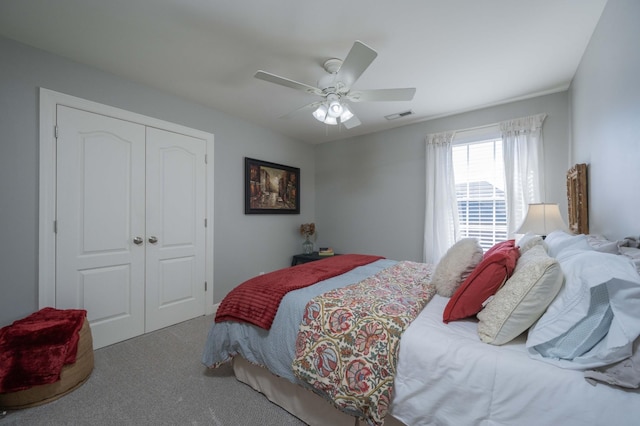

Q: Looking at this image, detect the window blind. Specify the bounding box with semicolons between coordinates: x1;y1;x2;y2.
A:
452;139;507;249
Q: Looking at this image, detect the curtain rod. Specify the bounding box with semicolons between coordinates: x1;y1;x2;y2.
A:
427;122;499;139
453;122;500;135
430;113;546;138
453;112;547;136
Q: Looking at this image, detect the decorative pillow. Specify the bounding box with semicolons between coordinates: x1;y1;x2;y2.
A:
443;240;520;323
517;232;544;255
431;238;483;297
484;239;516;257
544;230;591;258
477;245;563;345
526;249;640;369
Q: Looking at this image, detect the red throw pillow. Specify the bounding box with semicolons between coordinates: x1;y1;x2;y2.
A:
443;240;519;323
483;239;516;258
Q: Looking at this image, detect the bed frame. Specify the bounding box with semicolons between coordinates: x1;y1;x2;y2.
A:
230;165;593;425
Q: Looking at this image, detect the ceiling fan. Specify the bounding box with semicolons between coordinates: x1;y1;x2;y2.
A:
254;41;416;129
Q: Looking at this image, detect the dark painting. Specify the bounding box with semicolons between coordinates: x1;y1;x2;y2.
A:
245;157;300;214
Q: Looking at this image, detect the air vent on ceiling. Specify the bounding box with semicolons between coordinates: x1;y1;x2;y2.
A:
385;110;414;120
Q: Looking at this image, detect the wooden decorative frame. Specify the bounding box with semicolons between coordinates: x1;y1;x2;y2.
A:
245;157;300;214
567;163;589;234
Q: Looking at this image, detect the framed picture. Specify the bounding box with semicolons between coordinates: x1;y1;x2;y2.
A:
245;157;300;214
567;163;588;234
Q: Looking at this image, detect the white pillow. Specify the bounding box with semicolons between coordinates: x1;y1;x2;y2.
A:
534;284;613;359
526;249;640;369
544;230;591;258
477;244;563;345
431;238;483;297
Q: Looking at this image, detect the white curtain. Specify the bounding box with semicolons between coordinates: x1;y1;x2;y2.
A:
501;113;547;238
424;131;458;264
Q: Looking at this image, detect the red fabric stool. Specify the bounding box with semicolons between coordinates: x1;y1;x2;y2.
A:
0;308;94;410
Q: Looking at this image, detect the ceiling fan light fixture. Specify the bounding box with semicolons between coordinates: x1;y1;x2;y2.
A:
312;103;338;125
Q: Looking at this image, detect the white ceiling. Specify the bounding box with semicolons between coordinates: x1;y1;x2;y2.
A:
0;0;607;144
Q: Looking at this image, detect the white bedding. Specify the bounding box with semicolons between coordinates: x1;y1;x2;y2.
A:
392;294;640;426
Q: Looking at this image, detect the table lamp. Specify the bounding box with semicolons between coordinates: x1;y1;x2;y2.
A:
516;203;567;239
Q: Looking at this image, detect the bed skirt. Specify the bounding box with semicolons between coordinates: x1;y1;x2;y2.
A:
232;356;407;426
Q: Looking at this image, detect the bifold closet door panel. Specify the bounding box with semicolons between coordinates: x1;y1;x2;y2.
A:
55;105;146;349
144;127;207;332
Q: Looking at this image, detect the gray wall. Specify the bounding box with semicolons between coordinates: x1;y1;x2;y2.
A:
315;92;570;262
0;37;315;326
570;0;640;240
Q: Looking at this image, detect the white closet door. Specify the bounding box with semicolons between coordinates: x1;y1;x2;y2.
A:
144;127;206;332
56;105;146;348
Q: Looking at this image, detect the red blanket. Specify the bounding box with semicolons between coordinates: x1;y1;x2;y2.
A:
215;254;384;329
0;307;87;393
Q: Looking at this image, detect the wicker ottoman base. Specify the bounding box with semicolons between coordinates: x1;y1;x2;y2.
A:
0;319;94;410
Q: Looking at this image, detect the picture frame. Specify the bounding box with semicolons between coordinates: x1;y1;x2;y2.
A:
245;157;300;214
566;163;588;234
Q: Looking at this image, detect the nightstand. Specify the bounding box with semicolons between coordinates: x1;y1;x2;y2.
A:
291;252;339;266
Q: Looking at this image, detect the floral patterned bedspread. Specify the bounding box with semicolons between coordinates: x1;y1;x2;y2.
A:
292;261;435;426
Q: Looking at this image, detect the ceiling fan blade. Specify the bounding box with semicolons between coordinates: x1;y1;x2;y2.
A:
347;88;416;102
335;41;378;88
278;101;323;119
342;114;361;129
254;70;324;96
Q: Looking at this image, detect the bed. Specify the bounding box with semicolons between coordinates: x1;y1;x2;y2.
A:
202;167;640;425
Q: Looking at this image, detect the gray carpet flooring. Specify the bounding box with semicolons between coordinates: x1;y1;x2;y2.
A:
1;315;306;425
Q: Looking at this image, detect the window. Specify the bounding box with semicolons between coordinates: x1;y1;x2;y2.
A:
452;139;507;250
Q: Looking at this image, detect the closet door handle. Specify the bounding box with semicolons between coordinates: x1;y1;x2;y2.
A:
148;236;158;244
133;236;144;245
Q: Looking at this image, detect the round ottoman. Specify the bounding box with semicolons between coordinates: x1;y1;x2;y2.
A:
0;319;94;410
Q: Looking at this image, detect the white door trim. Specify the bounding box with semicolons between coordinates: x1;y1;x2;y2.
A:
38;88;215;316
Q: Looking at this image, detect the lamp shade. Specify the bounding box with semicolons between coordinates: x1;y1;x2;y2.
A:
339;104;354;122
327;100;343;118
312;104;328;122
516;203;567;237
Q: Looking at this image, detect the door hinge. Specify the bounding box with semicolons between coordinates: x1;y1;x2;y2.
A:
205;154;208;164
204;218;207;227
53;220;57;234
205;281;208;291
54;125;59;139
